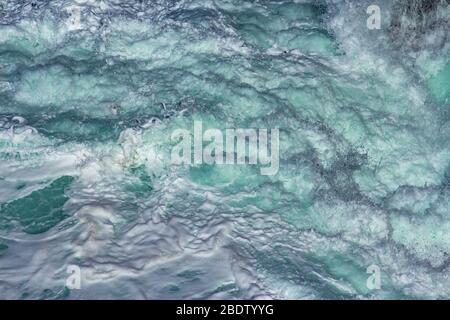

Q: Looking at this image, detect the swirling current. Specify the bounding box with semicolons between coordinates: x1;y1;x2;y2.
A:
0;0;449;299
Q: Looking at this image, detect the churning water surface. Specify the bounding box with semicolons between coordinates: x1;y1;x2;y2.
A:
0;0;449;299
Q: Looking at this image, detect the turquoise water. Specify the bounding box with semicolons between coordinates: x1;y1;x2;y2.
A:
0;0;449;299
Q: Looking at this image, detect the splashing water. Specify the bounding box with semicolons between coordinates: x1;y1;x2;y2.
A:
0;0;449;299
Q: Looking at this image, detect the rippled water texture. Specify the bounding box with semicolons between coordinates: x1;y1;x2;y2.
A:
0;0;449;299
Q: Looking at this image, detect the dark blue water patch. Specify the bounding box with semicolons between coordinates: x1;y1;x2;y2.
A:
0;175;75;234
0;243;8;255
33;111;124;142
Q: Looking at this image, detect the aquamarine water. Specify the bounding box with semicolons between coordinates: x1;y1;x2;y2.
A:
0;0;449;299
